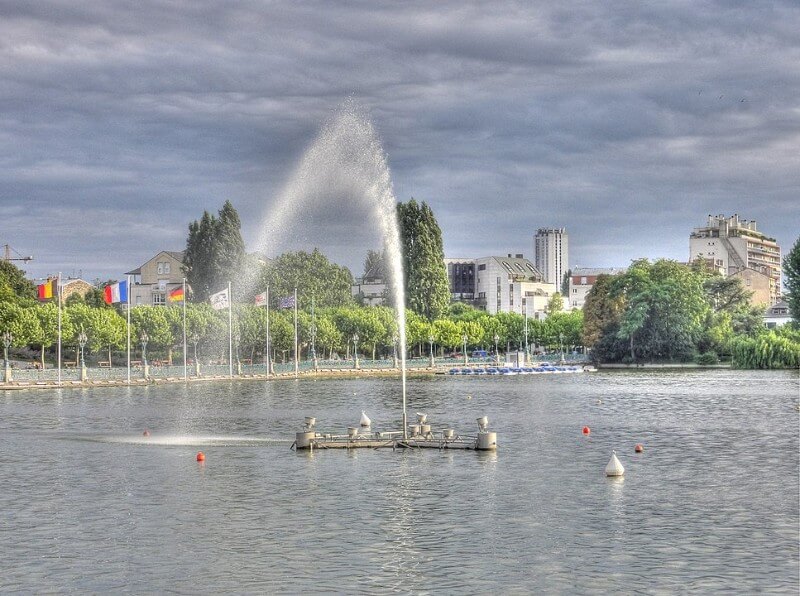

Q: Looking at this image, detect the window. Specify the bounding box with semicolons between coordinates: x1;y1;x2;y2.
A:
580;277;587;285
515;263;524;273
501;261;513;273
478;264;486;271
164;262;171;274
153;292;166;306
157;262;164;274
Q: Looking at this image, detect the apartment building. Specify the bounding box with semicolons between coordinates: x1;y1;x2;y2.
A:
568;267;626;309
689;214;782;304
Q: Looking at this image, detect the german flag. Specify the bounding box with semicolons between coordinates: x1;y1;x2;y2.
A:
168;286;185;303
37;279;57;301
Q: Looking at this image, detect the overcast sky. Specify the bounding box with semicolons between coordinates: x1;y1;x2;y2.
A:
2;0;798;283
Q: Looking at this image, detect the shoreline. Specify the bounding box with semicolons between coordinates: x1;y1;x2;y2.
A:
0;366;442;391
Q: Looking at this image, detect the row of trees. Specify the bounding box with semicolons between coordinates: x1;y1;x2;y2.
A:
0;294;583;366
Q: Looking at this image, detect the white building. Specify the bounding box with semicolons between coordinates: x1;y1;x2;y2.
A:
473;255;560;317
568;267;626;309
351;277;388;307
763;301;792;329
534;228;569;290
689;214;782;304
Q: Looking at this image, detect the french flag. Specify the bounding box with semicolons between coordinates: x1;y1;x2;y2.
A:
104;280;128;304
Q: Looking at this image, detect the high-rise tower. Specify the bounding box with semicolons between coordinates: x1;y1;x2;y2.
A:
534;228;568;290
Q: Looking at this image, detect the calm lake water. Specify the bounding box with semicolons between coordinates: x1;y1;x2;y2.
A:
1;370;798;593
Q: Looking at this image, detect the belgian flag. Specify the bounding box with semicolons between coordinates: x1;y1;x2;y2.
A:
37;279;57;301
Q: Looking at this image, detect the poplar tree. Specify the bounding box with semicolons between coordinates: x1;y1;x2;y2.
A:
183;201;245;301
397;199;450;320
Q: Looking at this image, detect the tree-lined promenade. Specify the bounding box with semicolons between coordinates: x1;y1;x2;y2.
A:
0;200;798;374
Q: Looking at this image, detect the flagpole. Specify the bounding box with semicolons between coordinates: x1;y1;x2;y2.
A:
126;275;131;385
57;272;62;387
293;287;298;378
228;281;233;379
265;285;270;378
182;277;187;382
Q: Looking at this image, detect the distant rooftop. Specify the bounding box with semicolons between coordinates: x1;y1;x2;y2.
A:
571;267;626;277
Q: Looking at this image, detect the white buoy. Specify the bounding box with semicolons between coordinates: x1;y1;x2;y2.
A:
360;411;371;427
605;450;624;477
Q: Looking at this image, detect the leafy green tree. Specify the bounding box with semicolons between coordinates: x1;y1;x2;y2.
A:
432;318;460;353
784;236;800;325
259;249;353;309
0;302;42;352
582;274;623;350
315;313;343;359
129;307;174;360
32;303;75;367
405;311;432;357
612;259;708;362
457;320;484;350
544;311;584;352
183;201;246;301
703;275;753;313
0;261;36;304
89;307;127;362
267;310;294;362
397;199;450;320
234;305;268;362
545;292;564;316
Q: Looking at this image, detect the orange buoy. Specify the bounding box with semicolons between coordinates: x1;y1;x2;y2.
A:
143;430;150;437
196;451;205;462
635;443;644;453
582;426;591;435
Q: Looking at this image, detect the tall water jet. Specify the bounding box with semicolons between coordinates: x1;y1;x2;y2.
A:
254;100;408;436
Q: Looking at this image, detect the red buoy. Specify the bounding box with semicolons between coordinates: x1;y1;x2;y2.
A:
196;451;205;462
143;430;150;437
582;426;591;435
635;443;644;453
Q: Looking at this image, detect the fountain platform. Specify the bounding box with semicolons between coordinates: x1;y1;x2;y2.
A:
292;416;497;451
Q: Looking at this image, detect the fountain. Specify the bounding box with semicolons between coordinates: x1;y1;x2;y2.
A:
254;100;496;451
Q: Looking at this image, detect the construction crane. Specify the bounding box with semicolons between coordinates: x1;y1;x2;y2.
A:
2;244;33;263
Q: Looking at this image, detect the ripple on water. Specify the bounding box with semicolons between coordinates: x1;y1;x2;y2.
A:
0;370;797;593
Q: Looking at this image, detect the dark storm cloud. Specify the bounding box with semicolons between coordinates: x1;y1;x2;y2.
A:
1;0;798;281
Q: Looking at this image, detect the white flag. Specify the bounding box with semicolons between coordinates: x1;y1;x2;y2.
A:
254;291;267;307
210;288;229;311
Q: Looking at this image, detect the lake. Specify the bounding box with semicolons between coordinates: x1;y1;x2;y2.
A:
1;369;798;593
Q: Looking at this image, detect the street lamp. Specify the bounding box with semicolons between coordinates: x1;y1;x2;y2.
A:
78;330;88;381
191;333;200;376
428;334;435;368
559;332;565;364
524;306;529;365
309;323;317;361
493;333;500;364
462;334;469;366
140;332;149;366
2;331;12;382
353;332;360;370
